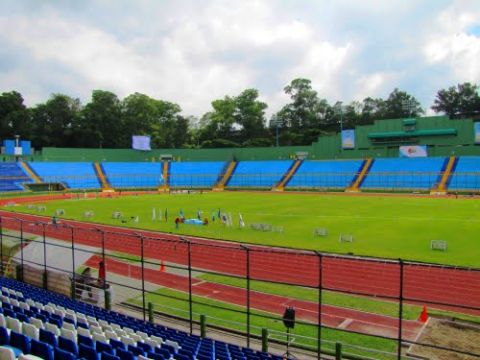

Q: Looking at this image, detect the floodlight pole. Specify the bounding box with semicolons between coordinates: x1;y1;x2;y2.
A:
276;124;279;147
334;102;345;133
401;99;416;118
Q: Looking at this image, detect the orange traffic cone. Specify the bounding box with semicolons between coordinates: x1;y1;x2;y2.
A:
419;305;428;322
160;260;166;272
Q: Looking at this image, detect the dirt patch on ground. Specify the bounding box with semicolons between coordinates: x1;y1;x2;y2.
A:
407;318;480;359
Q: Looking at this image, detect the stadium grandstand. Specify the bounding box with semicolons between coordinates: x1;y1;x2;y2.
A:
1;115;479;194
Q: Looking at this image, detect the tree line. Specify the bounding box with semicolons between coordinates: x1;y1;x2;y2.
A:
0;79;479;149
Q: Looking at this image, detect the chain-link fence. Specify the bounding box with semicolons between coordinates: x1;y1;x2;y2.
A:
1;213;479;359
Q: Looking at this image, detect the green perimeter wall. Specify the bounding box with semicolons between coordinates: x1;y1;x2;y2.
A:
11;116;480;162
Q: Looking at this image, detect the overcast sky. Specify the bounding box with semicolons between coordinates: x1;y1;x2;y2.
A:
0;0;479;117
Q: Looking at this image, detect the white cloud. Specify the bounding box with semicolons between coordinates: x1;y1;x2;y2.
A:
0;0;479;117
423;1;480;84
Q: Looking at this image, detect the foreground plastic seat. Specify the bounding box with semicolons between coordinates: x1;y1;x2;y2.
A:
58;336;78;356
39;328;57;348
102;353;120;360
0;326;9;345
146;352;165;360
96;341;114;355
79;343;99;360
78;334;95;348
54;347;76;360
11;331;31;354
116;348;135;360
31;339;54;360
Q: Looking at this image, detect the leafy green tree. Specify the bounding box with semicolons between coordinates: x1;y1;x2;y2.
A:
383;88;423;118
277;78;325;130
30;94;81;148
121;93;158;147
79;90;123;148
234;88;268;144
273;79;331;145
432;82;480;118
0;91;31;139
150;100;183;148
198;96;237;146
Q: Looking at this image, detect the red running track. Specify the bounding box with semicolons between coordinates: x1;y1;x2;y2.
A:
85;255;422;340
1;209;480;316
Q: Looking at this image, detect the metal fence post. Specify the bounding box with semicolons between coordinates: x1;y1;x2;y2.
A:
148;302;154;323
140;235;146;322
315;251;323;360
20;219;24;281
261;328;269;353
42;223;47;289
200;314;206;338
184;238;193;335
335;342;342;360
241;245;251;347
397;259;404;360
70;225;76;299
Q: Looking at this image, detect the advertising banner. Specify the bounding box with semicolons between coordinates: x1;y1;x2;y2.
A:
399;145;428;158
474;122;480;144
341;129;355;149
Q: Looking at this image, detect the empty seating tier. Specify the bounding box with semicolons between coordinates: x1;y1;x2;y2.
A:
169;162;224;188
227;161;293;188
286;160;363;189
0;277;282;360
361;157;445;190
0;163;31;192
28;163;101;190
102;163;163;189
448;156;480;191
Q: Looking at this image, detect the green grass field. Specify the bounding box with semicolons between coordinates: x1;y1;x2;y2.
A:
4;191;480;266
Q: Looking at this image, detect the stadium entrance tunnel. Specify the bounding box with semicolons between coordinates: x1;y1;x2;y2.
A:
24;182;67;192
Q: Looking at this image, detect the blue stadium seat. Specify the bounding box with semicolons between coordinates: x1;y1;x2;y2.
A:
109;338;125;351
10;331;31;354
169;161;224;188
58;336;78;356
116;348;135;360
40;328;57;348
31;338;54;360
54;347;76;360
287;159;363;189
0;326;10;345
102;162;163;188
28;162;101;189
102;352;120;360
78;334;95;348
79;343;99;360
136;341;153;353
228;161;293;188
127;344;146;357
0;163;32;192
96;341;114;355
361;157;444;190
147;352;165;360
449;156;480;191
